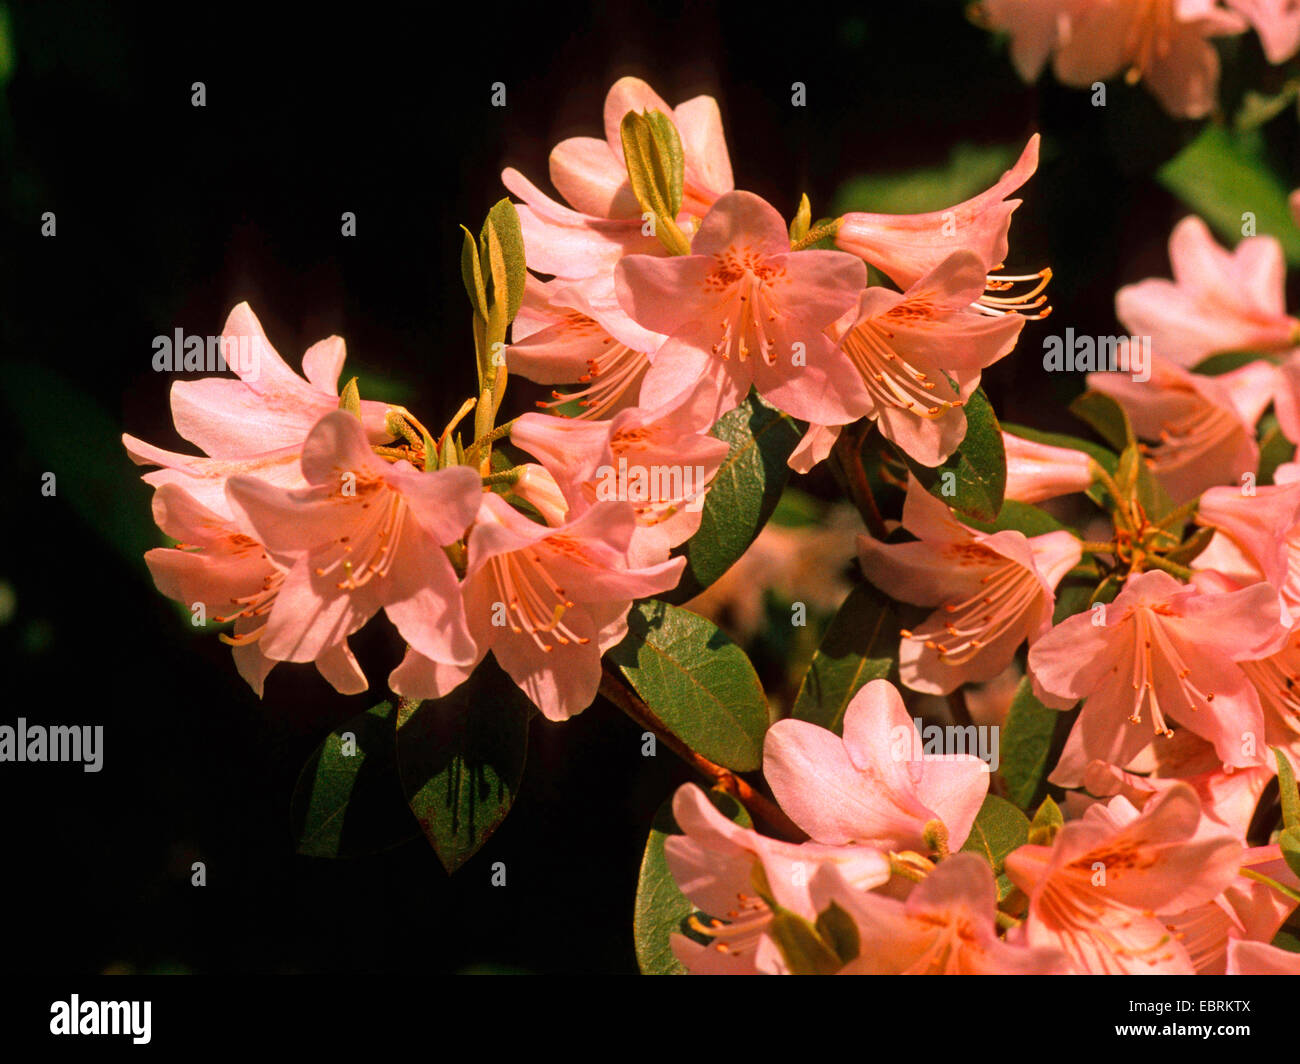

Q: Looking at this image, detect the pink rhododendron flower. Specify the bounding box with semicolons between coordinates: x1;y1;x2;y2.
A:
1240;622;1300;758
1028;569;1281;787
809;854;1072;974
1226;0;1300;61
1193;479;1300;619
1086;356;1277;503
507;274;665;419
144;483;367;696
1005;786;1244;974
1228;938;1300;974
983;0;1246;118
390;488;684;720
797;251;1024;469
834;135;1041;293
1275;356;1300;445
1002;431;1096;503
124;302;396;518
501;77;732;281
857;477;1081;694
763;679;990;851
225;410;483;678
662;783;890;975
1115;216;1299;367
1079;727;1273;837
510;380;729;564
617;190;869;424
1164;845;1300;973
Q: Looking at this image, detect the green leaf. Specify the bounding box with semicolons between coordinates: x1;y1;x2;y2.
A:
814;901;860;965
1236;84;1300;132
459;224;488;320
1028;796;1064;847
607;599;769;772
999;677;1060;811
1259;418;1295;486
1158;125;1300;266
620;110;689;255
1275;747;1300;829
661;392;803;603
290;702;419;858
832;141;1022;217
768;909;844;974
963;499;1071;538
960;794;1030;900
789;193;812;243
481;198;528;325
903;386;1006;522
791;583;901;734
642;110;685;218
633;789;750;975
395;660;531;874
1068;391;1133;453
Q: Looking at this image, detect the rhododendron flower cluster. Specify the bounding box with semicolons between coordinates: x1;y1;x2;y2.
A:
126;71;1300;976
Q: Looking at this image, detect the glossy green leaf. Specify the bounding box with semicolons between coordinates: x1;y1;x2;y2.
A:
1068;391;1133;453
999;677;1060;811
903;386;1005;522
395;660;531;874
633;789;750;975
960;794;1030;900
607;599;769;772
791;583;901;734
662;392;802;603
768;909;844;974
291;702;419;858
1158;125;1300;266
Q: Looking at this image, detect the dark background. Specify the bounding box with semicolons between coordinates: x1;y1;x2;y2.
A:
1;0;1295;973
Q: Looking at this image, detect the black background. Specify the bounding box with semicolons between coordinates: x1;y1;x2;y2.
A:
1;0;1296;973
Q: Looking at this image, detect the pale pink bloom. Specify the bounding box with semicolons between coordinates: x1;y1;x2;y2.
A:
1275;355;1300;445
1028;569;1281;787
617;191;869;424
508;274;665;420
1193;479;1300;619
1080;728;1272;837
662;783;891;975
124;302;394;518
834;135;1041;292
1227;938;1300;974
808;854;1072;974
1240;622;1300;759
798;252;1024;469
764;679;990;851
1002;431;1095;503
1087;356;1278;503
1226;0;1300;61
1165;846;1300;973
501;77;732;281
225;410;482;677
144;483;366;696
390;488;684;720
510;381;729;564
1005;786;1244;974
1116;216;1299;367
857;477;1081;694
986;0;1246;118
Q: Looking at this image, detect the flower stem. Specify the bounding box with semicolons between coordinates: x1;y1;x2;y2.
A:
598;670;807;843
1241;867;1300;906
830;424;890;540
